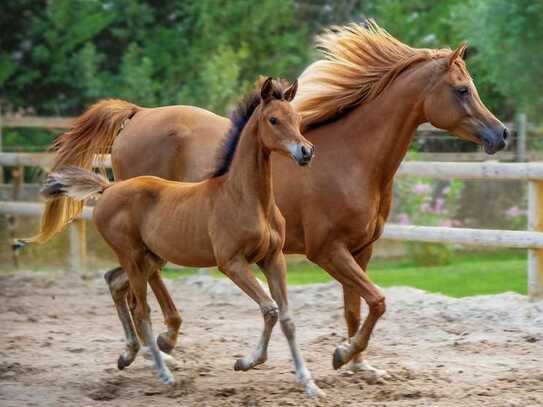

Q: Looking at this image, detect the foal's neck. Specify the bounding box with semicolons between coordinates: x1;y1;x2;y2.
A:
223;113;274;215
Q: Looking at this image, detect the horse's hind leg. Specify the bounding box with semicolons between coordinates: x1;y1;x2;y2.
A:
259;251;324;398
149;271;182;354
120;252;173;384
104;267;140;370
217;256;278;371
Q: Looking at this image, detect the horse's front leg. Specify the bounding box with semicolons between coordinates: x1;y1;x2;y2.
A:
342;246;389;381
259;250;324;398
310;245;386;371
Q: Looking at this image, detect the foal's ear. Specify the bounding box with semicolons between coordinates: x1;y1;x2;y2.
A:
260;77;274;103
283;79;298;102
448;42;468;68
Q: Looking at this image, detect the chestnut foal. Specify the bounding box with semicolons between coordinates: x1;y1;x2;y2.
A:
40;78;323;396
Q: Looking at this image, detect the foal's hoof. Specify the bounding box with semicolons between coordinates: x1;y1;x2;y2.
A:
304;380;326;398
234;354;267;371
157;333;174;354
234;358;248;371
158;367;174;385
332;345;350;370
117;354;135;370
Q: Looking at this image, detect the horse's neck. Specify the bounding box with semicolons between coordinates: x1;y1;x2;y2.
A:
338;60;435;186
224;117;274;215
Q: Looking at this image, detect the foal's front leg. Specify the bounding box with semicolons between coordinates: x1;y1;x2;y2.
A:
149;271;183;354
259;251;325;398
218;256;278;371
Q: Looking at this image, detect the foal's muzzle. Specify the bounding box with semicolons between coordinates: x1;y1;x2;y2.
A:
288;143;314;166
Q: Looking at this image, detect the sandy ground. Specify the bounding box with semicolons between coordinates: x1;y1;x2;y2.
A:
0;271;542;407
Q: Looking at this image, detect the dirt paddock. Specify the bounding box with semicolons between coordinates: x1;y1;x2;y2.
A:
0;271;542;406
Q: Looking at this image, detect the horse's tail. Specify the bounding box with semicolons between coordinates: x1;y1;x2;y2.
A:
41;166;111;201
25;99;139;244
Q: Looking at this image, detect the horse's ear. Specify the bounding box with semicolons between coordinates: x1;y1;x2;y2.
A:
448;42;468;67
283;79;298;102
260;77;274;102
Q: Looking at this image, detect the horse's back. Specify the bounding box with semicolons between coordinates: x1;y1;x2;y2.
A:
111;105;230;182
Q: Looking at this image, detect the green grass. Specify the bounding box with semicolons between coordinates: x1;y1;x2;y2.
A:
163;250;527;298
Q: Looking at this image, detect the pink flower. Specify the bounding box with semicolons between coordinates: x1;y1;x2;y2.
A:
434;198;445;213
413;183;431;194
421;202;432;213
505;206;523;218
398;213;410;225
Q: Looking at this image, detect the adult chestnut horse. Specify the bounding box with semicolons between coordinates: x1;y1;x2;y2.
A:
39;79;324;396
28;22;508;377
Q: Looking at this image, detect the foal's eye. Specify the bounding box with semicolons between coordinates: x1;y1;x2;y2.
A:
456;86;470;97
269;117;278;125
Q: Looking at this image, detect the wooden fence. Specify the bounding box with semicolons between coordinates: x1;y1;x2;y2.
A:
1;152;543;298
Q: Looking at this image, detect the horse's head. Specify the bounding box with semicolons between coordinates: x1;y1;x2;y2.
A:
423;44;509;154
258;78;314;166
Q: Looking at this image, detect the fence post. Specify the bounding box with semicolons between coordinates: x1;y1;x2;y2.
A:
0;108;3;183
68;219;87;273
516;112;527;162
528;180;543;299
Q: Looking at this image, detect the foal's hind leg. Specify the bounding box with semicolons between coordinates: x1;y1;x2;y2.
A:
259;251;324;398
104;267;140;370
119;252;174;384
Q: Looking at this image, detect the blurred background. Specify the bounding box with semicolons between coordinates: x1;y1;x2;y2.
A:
1;0;542;297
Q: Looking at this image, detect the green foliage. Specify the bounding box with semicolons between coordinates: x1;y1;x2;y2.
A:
453;0;543;118
1;0;311;116
1;0;541;147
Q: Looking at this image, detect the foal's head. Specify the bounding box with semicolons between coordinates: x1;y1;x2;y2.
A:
258;78;314;166
423;44;509;154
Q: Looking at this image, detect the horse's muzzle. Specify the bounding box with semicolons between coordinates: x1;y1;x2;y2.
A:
482;126;509;155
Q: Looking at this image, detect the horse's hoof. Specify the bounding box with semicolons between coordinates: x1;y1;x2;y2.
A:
332;346;349;370
157;333;174;354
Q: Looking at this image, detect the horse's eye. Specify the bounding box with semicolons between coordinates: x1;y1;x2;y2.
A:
456;86;470;97
269;117;278;125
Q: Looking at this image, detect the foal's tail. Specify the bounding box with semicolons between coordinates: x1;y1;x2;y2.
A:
25;99;139;245
41;166;111;202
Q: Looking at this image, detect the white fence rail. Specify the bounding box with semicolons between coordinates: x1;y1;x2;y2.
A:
1;155;543;298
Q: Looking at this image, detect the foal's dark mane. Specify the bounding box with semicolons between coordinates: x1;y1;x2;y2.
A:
211;80;287;178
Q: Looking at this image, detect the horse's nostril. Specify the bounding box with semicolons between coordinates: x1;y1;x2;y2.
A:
503;127;510;140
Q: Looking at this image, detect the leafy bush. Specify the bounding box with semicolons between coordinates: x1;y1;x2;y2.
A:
394;177;464;266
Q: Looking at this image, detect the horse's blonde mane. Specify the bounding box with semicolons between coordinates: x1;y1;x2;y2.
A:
293;20;452;130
